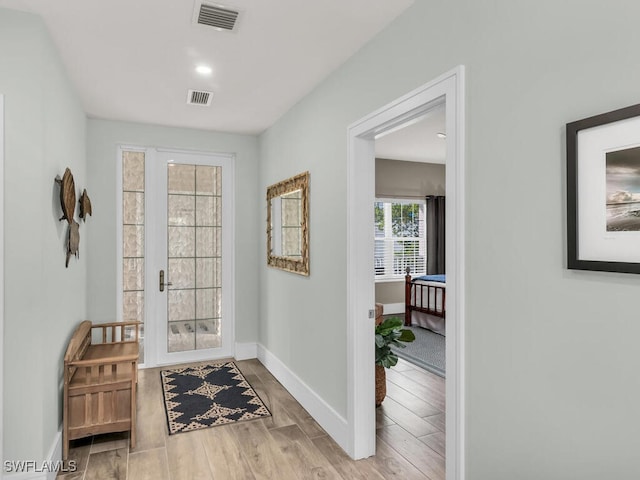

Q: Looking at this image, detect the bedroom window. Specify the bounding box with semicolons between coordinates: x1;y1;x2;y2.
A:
374;199;426;280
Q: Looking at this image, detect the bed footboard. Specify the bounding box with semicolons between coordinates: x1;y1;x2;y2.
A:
405;269;446;326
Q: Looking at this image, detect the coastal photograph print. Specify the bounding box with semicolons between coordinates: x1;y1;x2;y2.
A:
605;146;640;232
567;103;640;273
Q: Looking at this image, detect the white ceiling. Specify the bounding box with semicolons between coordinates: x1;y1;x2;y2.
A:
375;105;446;164
0;0;414;134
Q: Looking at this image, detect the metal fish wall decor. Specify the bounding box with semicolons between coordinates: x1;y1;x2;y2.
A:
66;220;80;268
55;168;75;224
79;189;92;221
55;168;93;268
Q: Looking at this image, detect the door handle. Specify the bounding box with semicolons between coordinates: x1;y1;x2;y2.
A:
159;270;173;292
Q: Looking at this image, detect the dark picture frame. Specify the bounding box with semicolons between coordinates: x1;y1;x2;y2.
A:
567;103;640;274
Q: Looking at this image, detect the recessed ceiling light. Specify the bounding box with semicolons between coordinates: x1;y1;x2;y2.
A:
436;132;447;139
195;65;212;75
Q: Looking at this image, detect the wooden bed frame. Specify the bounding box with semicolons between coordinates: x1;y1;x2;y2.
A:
404;268;446;327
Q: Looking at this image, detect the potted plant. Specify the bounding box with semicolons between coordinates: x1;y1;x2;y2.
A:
375;316;415;406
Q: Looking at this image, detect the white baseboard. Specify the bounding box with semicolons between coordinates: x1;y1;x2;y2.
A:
235;342;258;360
383;302;404;315
4;431;62;480
256;344;348;452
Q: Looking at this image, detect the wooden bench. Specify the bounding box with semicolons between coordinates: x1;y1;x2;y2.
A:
63;320;140;459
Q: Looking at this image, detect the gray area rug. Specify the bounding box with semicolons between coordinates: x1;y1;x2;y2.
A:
391;326;445;377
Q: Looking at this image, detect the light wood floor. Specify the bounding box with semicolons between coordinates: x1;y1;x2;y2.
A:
59;357;445;479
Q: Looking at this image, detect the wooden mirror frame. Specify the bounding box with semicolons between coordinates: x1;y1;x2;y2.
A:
266;171;310;276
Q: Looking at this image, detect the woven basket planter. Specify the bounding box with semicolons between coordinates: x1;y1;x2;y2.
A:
375;364;386;406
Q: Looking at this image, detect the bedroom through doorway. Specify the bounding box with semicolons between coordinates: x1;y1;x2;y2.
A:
373;104;448;475
374;105;447;377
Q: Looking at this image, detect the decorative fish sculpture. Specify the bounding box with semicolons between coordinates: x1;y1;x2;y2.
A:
66;220;80;268
55;168;76;224
79;189;92;222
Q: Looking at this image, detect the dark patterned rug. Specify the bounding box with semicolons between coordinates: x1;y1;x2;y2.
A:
160;362;271;434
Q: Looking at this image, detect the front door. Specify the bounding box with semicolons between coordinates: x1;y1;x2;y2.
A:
119;147;234;367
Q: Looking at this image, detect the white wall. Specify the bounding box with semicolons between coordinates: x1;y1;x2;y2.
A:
375;158;445;198
259;1;640;478
86;119;260;344
0;8;87;463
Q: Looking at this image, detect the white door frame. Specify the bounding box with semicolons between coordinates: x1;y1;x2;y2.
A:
149;149;235;366
0;94;5;475
346;66;466;480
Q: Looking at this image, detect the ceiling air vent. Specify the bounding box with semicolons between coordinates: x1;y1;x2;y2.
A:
187;89;213;106
195;2;239;31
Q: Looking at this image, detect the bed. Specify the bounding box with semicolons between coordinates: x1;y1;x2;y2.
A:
404;269;446;335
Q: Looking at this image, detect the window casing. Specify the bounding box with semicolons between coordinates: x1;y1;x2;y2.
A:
374;199;426;281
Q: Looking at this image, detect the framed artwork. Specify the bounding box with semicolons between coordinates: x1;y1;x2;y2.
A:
567;103;640;273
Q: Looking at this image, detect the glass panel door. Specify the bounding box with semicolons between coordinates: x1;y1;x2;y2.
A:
151;150;234;365
166;164;223;353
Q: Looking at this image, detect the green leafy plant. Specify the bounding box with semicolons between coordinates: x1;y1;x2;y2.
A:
375;317;416;368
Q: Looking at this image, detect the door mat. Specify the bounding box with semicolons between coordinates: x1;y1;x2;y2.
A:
160;362;271;434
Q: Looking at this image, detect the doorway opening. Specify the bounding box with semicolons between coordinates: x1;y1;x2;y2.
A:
346;67;465;480
374;106;447;473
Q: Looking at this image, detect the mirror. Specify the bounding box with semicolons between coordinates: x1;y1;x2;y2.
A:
267;171;309;275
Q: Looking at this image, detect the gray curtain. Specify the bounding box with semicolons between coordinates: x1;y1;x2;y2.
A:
426;195;445;275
